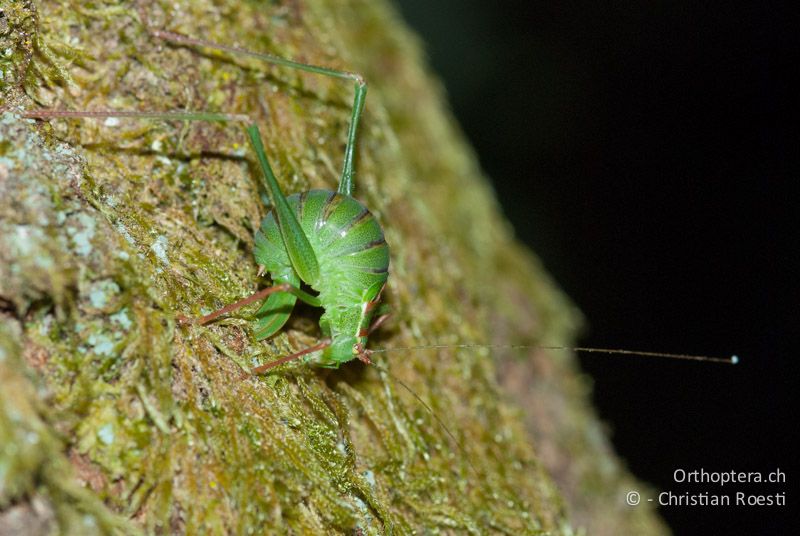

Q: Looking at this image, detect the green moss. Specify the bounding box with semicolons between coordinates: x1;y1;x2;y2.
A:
1;0;667;534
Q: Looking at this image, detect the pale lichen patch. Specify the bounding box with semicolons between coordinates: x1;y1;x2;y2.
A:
97;424;114;446
110;309;132;330
150;235;169;266
66;213;97;257
88;279;120;309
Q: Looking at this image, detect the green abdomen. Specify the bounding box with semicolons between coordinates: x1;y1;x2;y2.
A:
253;190;389;357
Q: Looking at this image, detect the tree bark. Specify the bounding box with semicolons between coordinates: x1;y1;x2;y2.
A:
1;0;666;533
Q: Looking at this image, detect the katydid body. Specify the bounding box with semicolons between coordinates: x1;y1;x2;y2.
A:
193;124;390;369
254;189;388;366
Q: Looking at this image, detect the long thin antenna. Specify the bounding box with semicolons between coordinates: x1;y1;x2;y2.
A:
365;359;479;476
369;344;739;365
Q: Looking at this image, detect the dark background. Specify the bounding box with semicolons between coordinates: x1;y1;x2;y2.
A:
396;1;796;533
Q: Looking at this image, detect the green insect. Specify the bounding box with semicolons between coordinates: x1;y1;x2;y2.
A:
188;121;391;373
189;121;392;373
22;4;392;374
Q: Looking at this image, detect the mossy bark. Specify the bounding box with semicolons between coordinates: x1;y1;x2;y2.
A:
1;1;667;534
